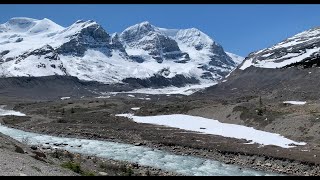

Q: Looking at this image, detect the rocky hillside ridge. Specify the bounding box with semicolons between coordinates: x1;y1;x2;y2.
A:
201;25;320;101
239;26;320;70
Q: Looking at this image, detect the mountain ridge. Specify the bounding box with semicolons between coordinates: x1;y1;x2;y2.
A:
0;17;243;88
239;26;320;70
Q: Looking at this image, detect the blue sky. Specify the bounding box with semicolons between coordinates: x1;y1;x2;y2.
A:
0;4;320;57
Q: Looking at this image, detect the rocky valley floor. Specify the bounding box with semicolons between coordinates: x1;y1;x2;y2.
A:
1;90;320;176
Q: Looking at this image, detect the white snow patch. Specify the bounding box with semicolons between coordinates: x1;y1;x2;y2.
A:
224;67;237;78
283;101;306;105
125;48;150;56
138;98;151;101
280;53;301;59
127;94;135;98
116;114;306;148
0;105;26;116
260;52;273;58
301;149;310;152
125;83;217;96
60;97;70;100
95;96;110;99
131;107;141;111
239;59;255;70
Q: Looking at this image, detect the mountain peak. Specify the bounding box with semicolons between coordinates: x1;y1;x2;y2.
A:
73;19;98;26
7;17;39;24
134;21;154;29
179;28;213;40
29;18;64;34
122;21;155;35
174;28;216;50
3;17;38;32
187;27;201;32
1;17;63;34
61;19;101;37
139;21;151;26
75;20;85;24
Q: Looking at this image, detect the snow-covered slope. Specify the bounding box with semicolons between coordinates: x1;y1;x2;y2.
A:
0;18;240;86
159;27;238;77
239;27;320;70
226;52;244;65
166;28;238;78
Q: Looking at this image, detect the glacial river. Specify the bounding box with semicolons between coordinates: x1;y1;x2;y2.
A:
0;108;278;176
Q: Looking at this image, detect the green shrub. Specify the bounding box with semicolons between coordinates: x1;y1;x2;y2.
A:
82;171;95;176
61;161;95;176
61;161;82;174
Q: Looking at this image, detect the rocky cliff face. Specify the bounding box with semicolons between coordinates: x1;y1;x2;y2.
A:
119;21;189;63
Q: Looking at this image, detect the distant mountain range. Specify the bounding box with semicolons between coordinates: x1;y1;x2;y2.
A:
0;17;243;88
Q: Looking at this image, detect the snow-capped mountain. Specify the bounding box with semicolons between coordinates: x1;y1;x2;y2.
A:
0;17;129;82
239;27;320;70
161;27;238;78
0;17;241;87
120;22;238;80
225;52;244;65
